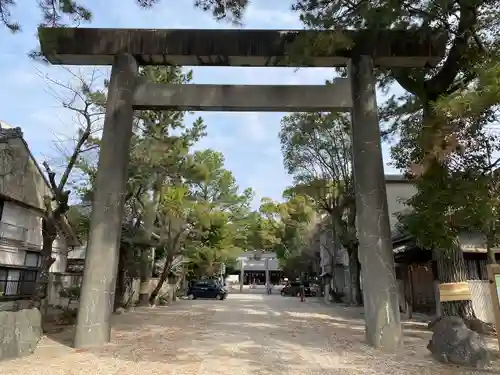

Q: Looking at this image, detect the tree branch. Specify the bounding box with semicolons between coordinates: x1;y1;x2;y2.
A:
42;161;59;194
426;1;478;95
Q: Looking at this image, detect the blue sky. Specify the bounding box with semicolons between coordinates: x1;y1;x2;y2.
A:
0;0;399;208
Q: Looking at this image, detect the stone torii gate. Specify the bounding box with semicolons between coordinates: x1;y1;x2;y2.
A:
38;28;445;350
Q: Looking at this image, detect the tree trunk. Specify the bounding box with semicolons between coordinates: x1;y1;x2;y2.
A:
31;218;57;309
329;250;338;299
356;257;363;305
486;232;496;265
171;276;181;302
347;246;362;305
139;175;163;305
417;104;476;320
329;231;342;296
148;256;172;306
30;218;57;333
138;248;154;306
167;275;176;303
114;243;128;311
434;245;476;319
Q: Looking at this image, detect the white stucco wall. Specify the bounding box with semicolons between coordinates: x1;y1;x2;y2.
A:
0;200;69;272
385;180;417;231
0;243;25;266
1;201;42;247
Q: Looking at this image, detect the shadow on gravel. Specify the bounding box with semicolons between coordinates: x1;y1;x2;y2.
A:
37;294;500;375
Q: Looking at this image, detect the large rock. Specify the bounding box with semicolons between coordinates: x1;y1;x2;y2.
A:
427;316;491;369
0;308;42;361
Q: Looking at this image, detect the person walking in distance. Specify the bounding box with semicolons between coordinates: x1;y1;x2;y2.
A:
299;281;305;302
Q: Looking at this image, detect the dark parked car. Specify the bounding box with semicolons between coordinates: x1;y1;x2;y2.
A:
280;281;316;297
187;280;227;300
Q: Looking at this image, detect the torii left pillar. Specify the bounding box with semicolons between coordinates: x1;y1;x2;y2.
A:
74;54;138;348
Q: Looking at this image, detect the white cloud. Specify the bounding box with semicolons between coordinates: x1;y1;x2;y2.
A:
4;68;38;87
245;167;293;207
194;132;236;152
241;115;269;142
230;113;273;143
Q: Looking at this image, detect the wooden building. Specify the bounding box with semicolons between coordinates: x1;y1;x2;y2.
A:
394;232;494;318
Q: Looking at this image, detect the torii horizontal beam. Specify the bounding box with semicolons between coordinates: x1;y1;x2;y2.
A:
38;28;447;68
132;78;352;112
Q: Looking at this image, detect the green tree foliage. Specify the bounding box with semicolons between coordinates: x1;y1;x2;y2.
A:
0;0;247;32
75;66;207;305
279;111;361;303
190;149;253;212
184;150;254;278
259;195;317;278
433;61;500;264
280;111;355;249
128;67;205;303
186;210;240;278
284;0;497;318
242;209;281;252
66;204;91;241
1;0;92;32
399;126;500;265
74;66;259;302
435;61;500;122
189;0;500;317
184;5;496;158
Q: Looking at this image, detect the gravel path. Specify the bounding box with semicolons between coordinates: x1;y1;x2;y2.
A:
0;292;498;375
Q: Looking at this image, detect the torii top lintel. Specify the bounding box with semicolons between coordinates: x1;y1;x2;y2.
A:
38;27;447;68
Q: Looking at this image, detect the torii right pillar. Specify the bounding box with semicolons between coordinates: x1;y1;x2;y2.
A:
349;54;403;350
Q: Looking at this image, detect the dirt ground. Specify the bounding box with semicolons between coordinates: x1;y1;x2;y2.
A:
0;292;499;375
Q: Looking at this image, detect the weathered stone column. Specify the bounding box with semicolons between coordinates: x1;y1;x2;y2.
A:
74;54;138;348
348;54;403;350
240;259;245;292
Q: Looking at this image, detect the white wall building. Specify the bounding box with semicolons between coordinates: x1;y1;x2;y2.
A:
0;124;78;307
319;175;416;299
234;250;282;285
